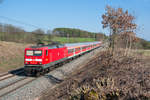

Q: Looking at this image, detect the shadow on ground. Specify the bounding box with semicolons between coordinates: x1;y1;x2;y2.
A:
44;75;63;84
9;67;26;77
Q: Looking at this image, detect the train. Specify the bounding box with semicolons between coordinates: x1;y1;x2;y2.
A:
24;41;102;76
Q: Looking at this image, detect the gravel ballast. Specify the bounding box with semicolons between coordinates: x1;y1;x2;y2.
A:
1;47;104;100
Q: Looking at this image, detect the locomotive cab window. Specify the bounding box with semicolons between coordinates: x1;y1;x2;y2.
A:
26;50;33;56
34;50;42;56
26;50;42;56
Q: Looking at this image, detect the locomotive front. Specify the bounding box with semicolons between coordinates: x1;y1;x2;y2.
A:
24;49;43;65
24;47;45;76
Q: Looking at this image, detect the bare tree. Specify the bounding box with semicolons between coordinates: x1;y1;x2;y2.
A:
32;28;45;44
102;6;137;55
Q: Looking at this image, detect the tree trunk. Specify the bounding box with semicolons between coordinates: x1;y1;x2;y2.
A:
128;35;132;56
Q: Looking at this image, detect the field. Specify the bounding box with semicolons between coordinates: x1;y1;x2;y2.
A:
135;49;150;57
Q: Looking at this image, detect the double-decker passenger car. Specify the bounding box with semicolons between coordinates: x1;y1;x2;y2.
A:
24;41;101;76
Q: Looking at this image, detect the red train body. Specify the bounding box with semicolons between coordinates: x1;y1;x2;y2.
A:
24;41;102;76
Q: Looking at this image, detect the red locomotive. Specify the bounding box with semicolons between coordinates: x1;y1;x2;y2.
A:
24;41;102;76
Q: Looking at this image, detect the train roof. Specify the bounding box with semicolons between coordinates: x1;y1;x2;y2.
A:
65;41;101;48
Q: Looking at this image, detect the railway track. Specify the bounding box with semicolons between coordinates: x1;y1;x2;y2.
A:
0;69;24;81
0;77;36;97
0;77;27;90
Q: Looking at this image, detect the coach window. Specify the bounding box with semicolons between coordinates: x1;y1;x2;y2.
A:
68;49;73;53
83;46;86;49
76;48;80;51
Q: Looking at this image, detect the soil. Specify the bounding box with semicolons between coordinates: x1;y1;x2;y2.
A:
41;50;150;100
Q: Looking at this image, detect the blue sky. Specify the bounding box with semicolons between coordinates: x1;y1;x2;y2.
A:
0;0;150;40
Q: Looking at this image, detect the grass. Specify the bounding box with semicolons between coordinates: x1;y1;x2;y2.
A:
45;36;96;44
0;56;23;71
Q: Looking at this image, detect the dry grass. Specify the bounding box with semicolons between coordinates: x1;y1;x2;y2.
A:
41;49;150;100
0;41;32;73
134;49;150;57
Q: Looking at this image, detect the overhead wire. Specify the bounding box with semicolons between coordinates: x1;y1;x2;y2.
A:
0;15;47;30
